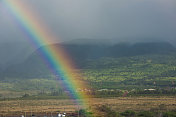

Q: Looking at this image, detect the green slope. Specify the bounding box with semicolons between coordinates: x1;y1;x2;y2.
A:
1;42;176;98
1;54;176;98
81;55;176;89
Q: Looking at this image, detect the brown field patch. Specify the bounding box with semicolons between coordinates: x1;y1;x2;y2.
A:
0;96;176;116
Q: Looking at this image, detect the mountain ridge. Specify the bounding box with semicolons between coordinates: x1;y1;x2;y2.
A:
2;41;176;78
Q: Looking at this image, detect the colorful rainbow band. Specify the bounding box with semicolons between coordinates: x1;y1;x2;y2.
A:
2;0;93;112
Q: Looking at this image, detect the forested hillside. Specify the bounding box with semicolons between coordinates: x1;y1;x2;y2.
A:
2;41;176;79
81;55;176;89
0;41;176;97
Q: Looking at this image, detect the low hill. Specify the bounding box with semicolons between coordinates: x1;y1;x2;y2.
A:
0;42;36;70
0;41;176;95
2;41;176;79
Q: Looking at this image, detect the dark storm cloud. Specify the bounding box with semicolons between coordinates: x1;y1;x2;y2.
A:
0;0;176;43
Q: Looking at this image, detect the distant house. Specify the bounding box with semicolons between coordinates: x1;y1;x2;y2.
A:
76;88;91;92
144;89;156;91
97;89;108;92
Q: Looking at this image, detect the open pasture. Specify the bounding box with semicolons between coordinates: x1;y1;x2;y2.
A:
0;96;176;116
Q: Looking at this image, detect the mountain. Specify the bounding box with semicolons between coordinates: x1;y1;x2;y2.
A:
108;42;176;57
2;41;176;78
0;42;36;70
62;38;117;45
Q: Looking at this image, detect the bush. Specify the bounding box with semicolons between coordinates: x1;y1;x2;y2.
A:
77;109;93;117
121;110;136;117
137;111;154;117
22;93;30;98
163;111;176;117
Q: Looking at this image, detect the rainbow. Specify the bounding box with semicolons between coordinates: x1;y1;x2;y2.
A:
2;0;93;113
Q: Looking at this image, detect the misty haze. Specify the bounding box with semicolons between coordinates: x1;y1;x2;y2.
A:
0;0;176;117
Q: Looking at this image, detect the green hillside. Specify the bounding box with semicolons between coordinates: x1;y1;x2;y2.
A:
1;54;176;98
1;42;176;98
3;42;176;78
81;55;176;89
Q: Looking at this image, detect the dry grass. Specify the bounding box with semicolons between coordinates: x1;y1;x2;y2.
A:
0;96;176;116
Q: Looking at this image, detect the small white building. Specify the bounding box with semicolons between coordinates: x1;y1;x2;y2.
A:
144;89;156;91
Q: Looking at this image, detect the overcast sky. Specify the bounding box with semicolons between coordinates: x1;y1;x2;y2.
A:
0;0;176;44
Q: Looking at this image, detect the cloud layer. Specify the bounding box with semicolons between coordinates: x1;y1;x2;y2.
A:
0;0;176;44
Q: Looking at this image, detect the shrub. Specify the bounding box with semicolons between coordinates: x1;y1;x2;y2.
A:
77;109;93;117
163;111;176;117
121;110;136;117
137;111;155;117
22;93;30;98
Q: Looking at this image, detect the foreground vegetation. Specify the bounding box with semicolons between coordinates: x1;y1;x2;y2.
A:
0;97;176;116
95;105;176;117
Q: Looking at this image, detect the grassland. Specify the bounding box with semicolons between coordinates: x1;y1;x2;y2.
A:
0;55;176;116
0;96;176;116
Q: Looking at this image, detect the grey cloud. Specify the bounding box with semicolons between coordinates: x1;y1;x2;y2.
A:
0;0;176;44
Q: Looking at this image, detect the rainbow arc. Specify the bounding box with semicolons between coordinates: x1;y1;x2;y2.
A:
2;0;93;112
